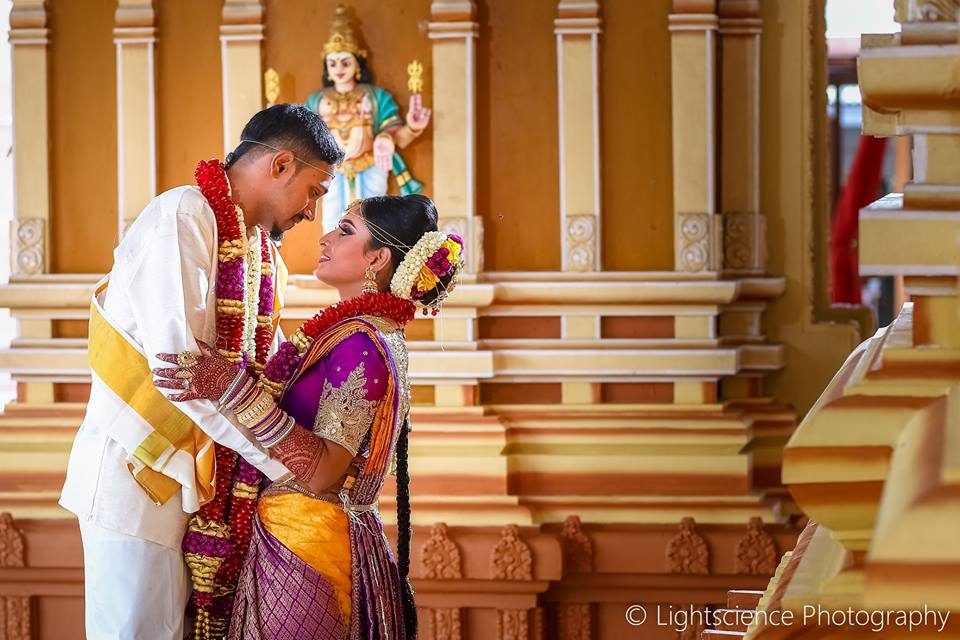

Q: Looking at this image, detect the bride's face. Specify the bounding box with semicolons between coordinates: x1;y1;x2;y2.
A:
314;204;388;290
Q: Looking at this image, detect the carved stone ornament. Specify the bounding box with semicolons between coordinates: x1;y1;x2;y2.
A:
678;213;711;273
497;609;530;640
429;608;463;640
440;216;483;273
723;211;767;272
557;603;592;640
491;524;533;580
0;513;30;640
565;214;598;272
12;218;45;277
420;522;463;579
901;0;960;21
560;515;593;574
734;517;778;575
440;217;467;241
666;517;709;574
532;607;546;640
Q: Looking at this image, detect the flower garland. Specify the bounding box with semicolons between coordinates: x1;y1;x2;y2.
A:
185;159;276;640
259;292;416;398
389;231;464;313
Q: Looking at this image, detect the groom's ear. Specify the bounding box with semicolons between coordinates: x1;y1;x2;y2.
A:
270;150;296;178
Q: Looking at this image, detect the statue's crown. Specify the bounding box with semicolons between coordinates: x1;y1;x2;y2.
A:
323;5;367;58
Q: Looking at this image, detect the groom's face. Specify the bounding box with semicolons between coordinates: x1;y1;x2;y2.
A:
268;155;333;240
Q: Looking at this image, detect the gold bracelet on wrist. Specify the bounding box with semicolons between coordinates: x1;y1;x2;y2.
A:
234;390;274;427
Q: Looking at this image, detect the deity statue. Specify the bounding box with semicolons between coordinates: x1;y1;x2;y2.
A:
307;5;432;231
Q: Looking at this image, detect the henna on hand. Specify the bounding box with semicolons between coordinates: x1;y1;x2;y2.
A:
153;339;243;403
269;425;357;494
270;424;325;487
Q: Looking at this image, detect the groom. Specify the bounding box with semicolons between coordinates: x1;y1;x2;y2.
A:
60;104;344;640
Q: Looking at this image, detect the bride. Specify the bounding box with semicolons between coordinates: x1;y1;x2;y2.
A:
154;194;462;639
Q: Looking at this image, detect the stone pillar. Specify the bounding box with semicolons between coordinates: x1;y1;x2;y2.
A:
555;0;602;273
428;1;483;274
220;0;264;153
669;0;720;273
718;0;764;275
114;0;157;239
9;0;49;279
9;0;53;404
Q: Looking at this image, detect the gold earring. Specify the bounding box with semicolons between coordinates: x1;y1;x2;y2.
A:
362;266;379;294
355;68;362;81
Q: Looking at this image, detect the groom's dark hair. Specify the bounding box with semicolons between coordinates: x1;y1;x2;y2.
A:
225;103;344;169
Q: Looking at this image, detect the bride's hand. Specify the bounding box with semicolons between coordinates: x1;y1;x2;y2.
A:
153;340;243;403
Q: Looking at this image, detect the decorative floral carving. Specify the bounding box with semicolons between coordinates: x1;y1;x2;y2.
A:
666;517;709;574
0;513;24;568
532;607;546;640
497;609;530;640
734;517;778;575
491;524;533;580
12;218;45;277
723;211;767;272
560;515;593;574
678;213;711;273
429;607;462;640
440;217;467;240
420;522;463;579
565;214;598;272
440;216;483;273
557;603;592;640
0;513;30;640
911;0;959;21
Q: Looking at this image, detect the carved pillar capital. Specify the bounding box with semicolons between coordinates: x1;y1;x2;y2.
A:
10;0;47;43
114;0;155;39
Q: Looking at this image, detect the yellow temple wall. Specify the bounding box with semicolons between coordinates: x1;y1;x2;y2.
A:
0;1;887;638
48;0;116;274
37;0;685;277
156;0;224;193
602;0;674;271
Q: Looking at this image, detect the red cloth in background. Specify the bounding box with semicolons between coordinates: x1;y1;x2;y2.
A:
830;135;888;304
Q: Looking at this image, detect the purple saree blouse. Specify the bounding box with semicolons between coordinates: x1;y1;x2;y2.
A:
282;332;389;457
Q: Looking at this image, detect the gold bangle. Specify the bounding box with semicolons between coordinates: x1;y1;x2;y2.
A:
234;390;273;427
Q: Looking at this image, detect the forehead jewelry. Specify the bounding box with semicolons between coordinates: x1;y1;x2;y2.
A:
238;139;337;180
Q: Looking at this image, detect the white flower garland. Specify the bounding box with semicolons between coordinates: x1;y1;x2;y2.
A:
241;227;262;358
390;231;449;300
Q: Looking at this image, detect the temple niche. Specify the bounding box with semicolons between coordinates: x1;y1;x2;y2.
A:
2;1;955;639
296;4;431;232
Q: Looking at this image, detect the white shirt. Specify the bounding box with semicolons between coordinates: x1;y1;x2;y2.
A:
60;185;289;550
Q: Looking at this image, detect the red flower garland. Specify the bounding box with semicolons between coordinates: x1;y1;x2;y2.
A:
260;292;416;397
186;159;275;640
